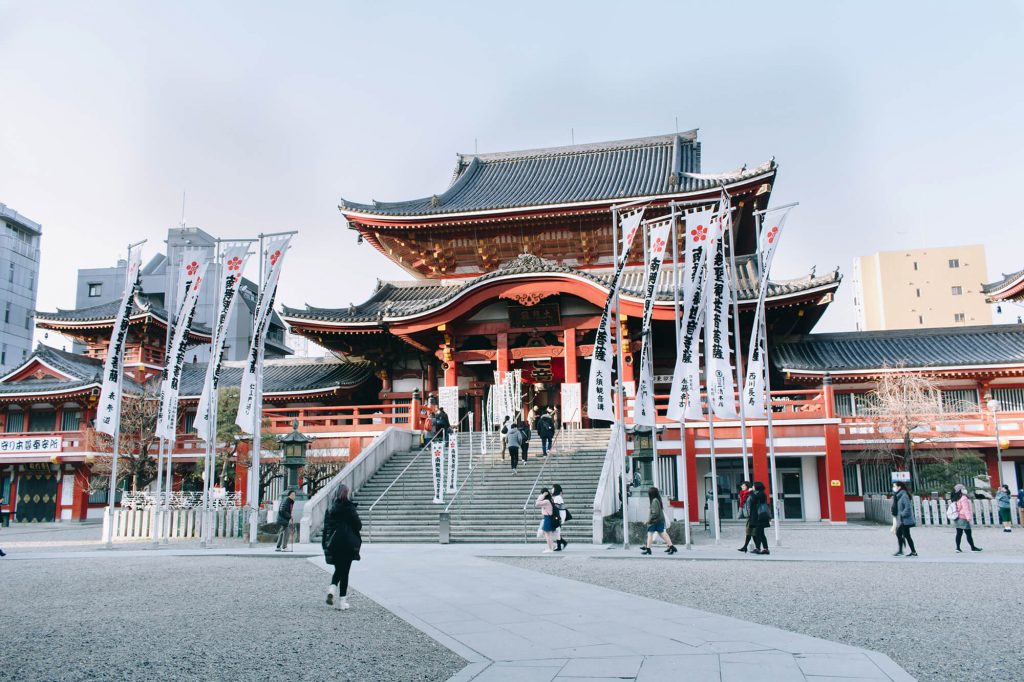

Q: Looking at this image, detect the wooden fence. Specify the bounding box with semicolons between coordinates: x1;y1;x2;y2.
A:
111;508;251;540
864;494;1013;527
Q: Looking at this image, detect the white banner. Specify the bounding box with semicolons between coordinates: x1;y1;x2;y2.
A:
438;386;459;424
704;208;739;420
236;235;293;432
560;382;582;424
587;208;644;422
156;259;210;441
632;219;672;426
96;244;143;436
742;208;792;418
195;245;252;442
667;207;714;421
431;440;445;504
446;437;458;493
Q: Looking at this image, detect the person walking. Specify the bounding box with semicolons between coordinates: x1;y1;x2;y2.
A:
748;481;772;555
519;420;532;464
951;484;982;553
551;483;569;551
528;405;539;431
641;486;677;555
1017;486;1024;527
737;481;754;552
275;490;296;552
551;405;560;430
500;416;510;460
996;484;1012;532
891;481;917;557
535;487;557;553
537;409;555;457
323;484;362;610
432;406;451;443
506;422;522;475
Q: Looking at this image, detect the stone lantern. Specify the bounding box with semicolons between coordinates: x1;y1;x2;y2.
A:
277;419;314;501
626;424;666;497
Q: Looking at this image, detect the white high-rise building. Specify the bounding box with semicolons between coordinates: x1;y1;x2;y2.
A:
0;203;42;373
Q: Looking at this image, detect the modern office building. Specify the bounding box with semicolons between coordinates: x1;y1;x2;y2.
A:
68;226;291;361
852;245;992;331
0;203;42;374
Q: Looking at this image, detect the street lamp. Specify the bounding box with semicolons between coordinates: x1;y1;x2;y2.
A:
987;399;1008;505
277;419;314;500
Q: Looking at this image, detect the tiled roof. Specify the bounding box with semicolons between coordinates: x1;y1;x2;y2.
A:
283;253;840;325
982;268;1024;300
772;325;1024;373
0;345;143;396
339;132;775;218
36;293;212;336
178;357;374;398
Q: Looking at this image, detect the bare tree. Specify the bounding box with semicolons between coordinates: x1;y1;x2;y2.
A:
213;386;281;503
92;382;161;492
303;453;347;497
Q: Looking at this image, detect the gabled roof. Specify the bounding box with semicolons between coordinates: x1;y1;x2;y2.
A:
35;292;212;337
773;325;1024;374
283;253;840;325
0;345;143;398
177;356;374;398
982;267;1024;302
338;132;775;219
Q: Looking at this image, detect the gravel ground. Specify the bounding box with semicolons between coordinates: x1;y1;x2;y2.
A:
0;555;465;682
496;552;1023;682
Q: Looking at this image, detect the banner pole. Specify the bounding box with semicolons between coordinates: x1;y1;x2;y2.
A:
248;234;265;548
640;221;661;494
102;242;133;549
611;207;629;550
725;198;751;483
670;207;691;548
755;213;782;546
152;245;178;548
705;215;723;545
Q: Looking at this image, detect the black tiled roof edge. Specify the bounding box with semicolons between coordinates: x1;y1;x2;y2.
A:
338;132;774;217
982;268;1024;295
772;325;1024;372
0;345;144;396
177;357;375;398
36;292;213;336
283;254;841;324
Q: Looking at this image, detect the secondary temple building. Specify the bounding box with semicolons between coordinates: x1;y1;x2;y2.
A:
1;131;1022;526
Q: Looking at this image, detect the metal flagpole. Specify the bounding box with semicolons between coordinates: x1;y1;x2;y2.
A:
670;205;691;548
755;212;782;546
721;188;750;482
705;207;723;545
152;246;178;548
611;207;630;550
640;219;661;494
200;240;222;548
248;234;266;547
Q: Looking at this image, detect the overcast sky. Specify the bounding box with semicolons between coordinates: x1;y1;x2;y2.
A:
2;1;1022;333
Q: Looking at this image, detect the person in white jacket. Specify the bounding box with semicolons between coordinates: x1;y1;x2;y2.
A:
551;483;569;551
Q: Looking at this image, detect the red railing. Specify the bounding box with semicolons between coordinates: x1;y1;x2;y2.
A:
646;389;826;422
837;411;1024;449
262;403;412;434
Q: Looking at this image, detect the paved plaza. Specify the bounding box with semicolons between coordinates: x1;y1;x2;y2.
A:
2;522;1022;681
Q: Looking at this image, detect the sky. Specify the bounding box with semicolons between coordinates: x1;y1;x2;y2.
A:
2;1;1023;333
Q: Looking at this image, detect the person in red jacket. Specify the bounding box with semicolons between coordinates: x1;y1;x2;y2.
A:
737;481;753;553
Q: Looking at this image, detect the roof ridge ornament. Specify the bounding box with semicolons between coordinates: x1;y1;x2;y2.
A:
499;252;560;271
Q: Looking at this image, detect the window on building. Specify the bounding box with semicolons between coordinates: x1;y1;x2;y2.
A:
913;262;919;271
915;288;921;297
28;271;34;290
941;388;979;413
843;463;862;496
992;388;1024;412
7;262;13;283
949;258;960;268
3;302;9;323
833;394;855;417
184;411;197;434
88;283;102;298
24;312;31;330
88;476;109;505
918;315;924;325
60;407;82;432
5;407;24;433
951;286;963;295
28;408;56;432
0;472;10;505
954;312;966;323
0;343;5;365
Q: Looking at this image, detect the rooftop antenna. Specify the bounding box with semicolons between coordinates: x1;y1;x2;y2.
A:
675;116;679;133
474;138;478;155
179;190;186;228
571;128;575;145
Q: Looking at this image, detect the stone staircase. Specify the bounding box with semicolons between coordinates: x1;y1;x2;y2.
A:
354;428;611;543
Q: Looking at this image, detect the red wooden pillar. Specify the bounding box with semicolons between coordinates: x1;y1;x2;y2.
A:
816;457;830;520
563;328;578;383
685;427;699;522
496;333;509;381
409;390;421;432
349;437;363;459
71;464;90;521
618;317;635;385
752;425;770;496
236;440;250;506
985;449;1001;488
444;361;457;387
822;375;848;523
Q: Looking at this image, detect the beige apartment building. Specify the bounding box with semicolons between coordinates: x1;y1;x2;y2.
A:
853;245;992;331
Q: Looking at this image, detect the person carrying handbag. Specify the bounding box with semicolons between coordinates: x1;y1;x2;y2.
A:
322;484;363;611
890;481;917;557
749;481;772;555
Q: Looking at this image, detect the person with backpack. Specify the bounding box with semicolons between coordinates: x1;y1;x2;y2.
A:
640;486;677;555
890;481;917;557
432;406;451;443
506;422;522;475
275;490;296;552
537;409;556;457
535;487;558;553
322;485;362;610
737;481;754;553
748;481;772;555
950;484;982;553
996;484;1012;532
519;420;532;464
551;483;570;551
500;416;510;460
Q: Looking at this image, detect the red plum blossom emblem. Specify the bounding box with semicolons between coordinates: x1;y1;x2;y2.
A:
186;261;199;276
690;225;708;242
766;226;779;244
652;237;666;253
270;249;282;266
227;256;243;272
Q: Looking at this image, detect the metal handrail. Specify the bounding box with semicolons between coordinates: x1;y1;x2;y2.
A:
443;431;485;514
366;412;470;542
520;428;563;542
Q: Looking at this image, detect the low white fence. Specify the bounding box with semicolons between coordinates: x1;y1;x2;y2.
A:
121;491;243;510
592;425;623;544
110;507;251;540
864;494;1014;527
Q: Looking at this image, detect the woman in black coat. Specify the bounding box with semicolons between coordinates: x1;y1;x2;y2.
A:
748;481;771;555
322;484;362;611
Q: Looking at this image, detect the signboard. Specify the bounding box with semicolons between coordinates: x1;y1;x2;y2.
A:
438;386;459;422
431;440;445;504
508;303;560;329
0;437;62;454
446;437;458;493
560;383;582;424
890;471;911;483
